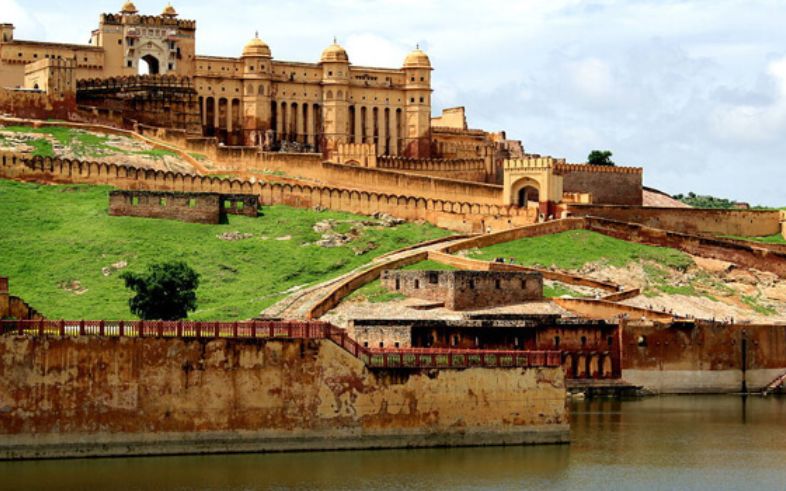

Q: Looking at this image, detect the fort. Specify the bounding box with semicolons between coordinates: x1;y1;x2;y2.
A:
1;2;786;462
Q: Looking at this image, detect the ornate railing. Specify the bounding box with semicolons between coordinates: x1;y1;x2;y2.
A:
0;320;561;370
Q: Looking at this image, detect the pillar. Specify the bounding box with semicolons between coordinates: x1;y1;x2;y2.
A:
296;102;304;144
364;106;374;145
306;103;315;147
354;106;362;145
226;100;232;133
389;109;399;156
378;108;387;156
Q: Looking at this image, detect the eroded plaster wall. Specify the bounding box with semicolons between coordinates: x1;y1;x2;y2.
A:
0;337;568;459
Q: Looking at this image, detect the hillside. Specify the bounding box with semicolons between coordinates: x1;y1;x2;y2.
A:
0;180;451;320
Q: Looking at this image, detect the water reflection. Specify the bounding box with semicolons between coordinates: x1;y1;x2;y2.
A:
2;396;785;491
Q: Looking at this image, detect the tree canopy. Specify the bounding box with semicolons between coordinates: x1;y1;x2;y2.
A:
587;150;615;166
121;261;200;320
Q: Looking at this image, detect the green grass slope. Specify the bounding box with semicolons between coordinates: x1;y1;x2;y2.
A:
0;180;450;320
473;229;693;270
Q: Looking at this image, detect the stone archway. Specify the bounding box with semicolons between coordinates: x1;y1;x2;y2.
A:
139;54;160;75
510;177;542;208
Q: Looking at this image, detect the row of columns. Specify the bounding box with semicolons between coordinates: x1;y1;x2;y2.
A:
272;100;321;148
350;105;403;156
200;96;241;133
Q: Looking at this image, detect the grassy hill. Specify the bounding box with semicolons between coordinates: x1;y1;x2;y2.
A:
0;180;450;320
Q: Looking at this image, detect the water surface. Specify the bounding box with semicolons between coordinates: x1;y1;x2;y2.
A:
3;396;785;490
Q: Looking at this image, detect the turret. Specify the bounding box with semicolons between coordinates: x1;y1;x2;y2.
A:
241;33;273;146
320;39;350;157
402;46;432;158
0;23;14;43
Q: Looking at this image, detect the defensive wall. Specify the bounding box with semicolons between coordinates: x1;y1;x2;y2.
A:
377;156;489;183
623;320;786;393
108;190;258;224
380;270;543;310
0;87;76;121
0;153;536;233
556;163;643;206
0;320;568;459
584;217;786;278
568;204;781;237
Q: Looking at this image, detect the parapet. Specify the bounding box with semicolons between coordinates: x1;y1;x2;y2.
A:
555;162;643;175
504;156;566;170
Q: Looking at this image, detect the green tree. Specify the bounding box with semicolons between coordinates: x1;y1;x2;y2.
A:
121;261;200;320
587;150;615;166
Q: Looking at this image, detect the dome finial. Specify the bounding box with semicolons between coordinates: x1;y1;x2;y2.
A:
333;35;337;44
416;42;420;50
255;30;259;38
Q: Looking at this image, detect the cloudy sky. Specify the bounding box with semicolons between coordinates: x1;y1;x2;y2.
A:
4;0;785;205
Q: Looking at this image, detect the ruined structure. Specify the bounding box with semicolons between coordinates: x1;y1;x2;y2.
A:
108;190;257;224
380;270;543;310
0;277;42;321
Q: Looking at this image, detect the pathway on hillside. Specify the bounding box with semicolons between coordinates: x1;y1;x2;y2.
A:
260;236;470;320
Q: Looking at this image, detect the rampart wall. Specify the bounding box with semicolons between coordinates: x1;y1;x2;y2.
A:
0;336;568;459
623;321;786;393
569;204;781;237
0;87;76;121
584;217;786;278
377;156;489;183
0;153;536;233
557;164;643;206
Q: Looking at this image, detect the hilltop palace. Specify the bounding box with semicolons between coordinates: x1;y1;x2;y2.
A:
0;2;644;220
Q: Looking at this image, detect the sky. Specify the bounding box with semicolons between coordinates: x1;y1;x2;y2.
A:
3;0;785;206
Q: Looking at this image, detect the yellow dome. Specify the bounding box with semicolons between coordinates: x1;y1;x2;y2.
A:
161;3;178;17
320;42;349;63
242;34;272;58
403;48;431;68
121;1;138;14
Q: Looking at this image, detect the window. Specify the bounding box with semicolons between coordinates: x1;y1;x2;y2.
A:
420;97;424;103
428;272;438;284
608;336;614;347
521;279;526;289
469;279;475;289
159;198;167;206
224;200;231;209
379;342;384;348
117;39;122;45
395;279;400;290
420;76;424;81
236;201;244;211
414;279;420;289
409;97;415;103
394;342;400;348
410;76;415;82
131;196;139;206
168;63;173;70
554;336;560;348
188;198;196;208
127;60;133;67
581;336;587;347
495;279;501;289
363;341;368;348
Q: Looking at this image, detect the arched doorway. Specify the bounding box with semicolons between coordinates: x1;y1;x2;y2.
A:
517;186;540;207
139;55;160;75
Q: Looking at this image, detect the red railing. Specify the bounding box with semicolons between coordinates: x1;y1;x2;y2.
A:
0;319;561;370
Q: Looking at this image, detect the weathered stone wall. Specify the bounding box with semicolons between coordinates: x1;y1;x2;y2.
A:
558;164;643;206
109;190;221;224
380;270;543;310
569;204;781;237
0;336;568;459
622;321;786;393
0;153;537;233
0;87;76;121
0;278;43;321
377;156;489;183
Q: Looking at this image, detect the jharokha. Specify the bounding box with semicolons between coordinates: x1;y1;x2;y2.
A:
1;3;786;461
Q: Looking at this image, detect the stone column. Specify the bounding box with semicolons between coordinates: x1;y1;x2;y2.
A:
213;99;220;130
296;102;304;144
226;101;233;134
378;108;387;156
354;106;362;145
277;101;285;141
201;97;207;127
389;109;399;156
306;103;315;147
365;107;374;145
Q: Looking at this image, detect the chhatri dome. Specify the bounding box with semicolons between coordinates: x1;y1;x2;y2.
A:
403;46;431;68
161;3;178;17
242;33;272;58
320;39;349;63
121;1;138;14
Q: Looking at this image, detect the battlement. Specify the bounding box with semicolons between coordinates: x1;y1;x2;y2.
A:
77;74;195;91
504;156;566;170
100;13;196;30
556;162;643;175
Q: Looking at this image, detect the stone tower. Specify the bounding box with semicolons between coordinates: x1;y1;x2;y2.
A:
402;47;433;158
241;34;273;147
320;41;350;157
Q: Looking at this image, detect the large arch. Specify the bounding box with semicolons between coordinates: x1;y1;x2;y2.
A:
510;177;542;208
139;54;160;75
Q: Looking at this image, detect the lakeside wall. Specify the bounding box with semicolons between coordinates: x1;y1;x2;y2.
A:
0;336;568;459
623;321;786;394
0;153;536;233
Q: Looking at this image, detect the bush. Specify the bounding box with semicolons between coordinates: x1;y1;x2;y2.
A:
121;261;200;320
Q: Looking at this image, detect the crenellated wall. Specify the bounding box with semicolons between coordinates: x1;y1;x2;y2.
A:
0;152;536;233
556;163;643;206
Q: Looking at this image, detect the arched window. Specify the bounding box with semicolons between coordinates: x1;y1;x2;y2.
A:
326;90;333;100
258;85;265;96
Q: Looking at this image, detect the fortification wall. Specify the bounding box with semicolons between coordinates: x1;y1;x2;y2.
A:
0;153;536;233
623;321;786;393
585;217;786;278
0;87;76;121
109;190;221;224
441;218;587;254
569;204;781;237
377;156;489;183
0;336;568;459
557;164;643;206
